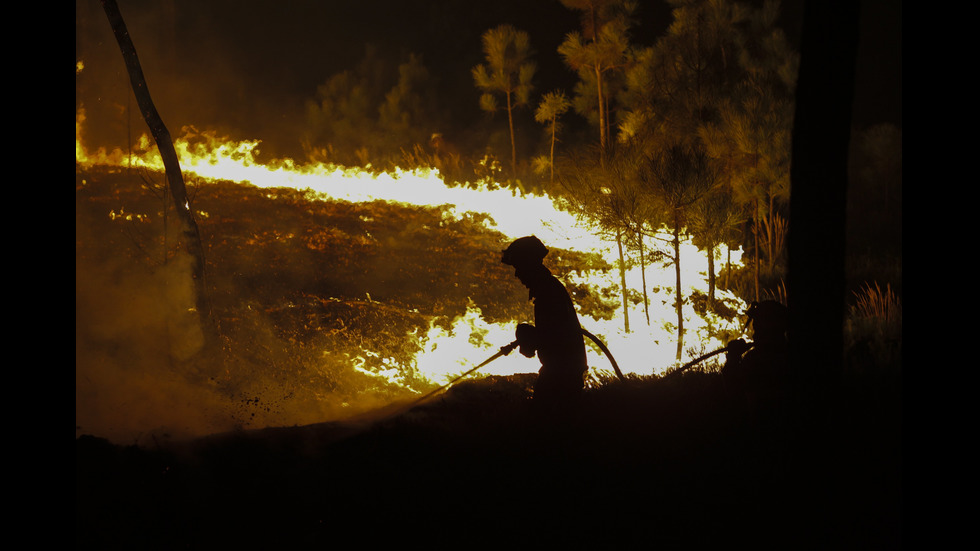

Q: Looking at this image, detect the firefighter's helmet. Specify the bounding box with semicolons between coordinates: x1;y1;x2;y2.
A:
501;236;548;266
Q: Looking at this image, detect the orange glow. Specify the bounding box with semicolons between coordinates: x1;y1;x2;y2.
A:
76;110;745;389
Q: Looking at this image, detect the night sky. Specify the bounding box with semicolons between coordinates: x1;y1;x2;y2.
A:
76;0;900;161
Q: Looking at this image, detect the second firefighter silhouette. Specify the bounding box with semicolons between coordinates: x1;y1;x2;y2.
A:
723;300;790;395
501;236;589;404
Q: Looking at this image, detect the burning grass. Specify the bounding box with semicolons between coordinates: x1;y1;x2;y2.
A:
76;165;618;443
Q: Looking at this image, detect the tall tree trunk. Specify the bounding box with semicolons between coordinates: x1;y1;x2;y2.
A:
506;90;517;178
639;230;649;325
101;0;217;351
595;63;607;153
753;207;761;301
767;193;776;270
587;3;606;154
604;85;613;149
549;117;557;183
673;217;684;361
616;226;630;333
724;246;731;291
787;0;859;398
707;241;716;310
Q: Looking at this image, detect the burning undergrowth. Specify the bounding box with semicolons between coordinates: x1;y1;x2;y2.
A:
75;166;617;444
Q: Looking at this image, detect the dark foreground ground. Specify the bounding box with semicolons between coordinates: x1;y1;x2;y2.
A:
76;372;901;549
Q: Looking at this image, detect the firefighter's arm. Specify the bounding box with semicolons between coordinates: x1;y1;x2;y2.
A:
724;338;750;367
727;338;750;356
515;323;538;358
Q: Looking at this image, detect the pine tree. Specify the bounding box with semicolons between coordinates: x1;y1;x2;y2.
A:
616;0;744;358
558;0;635;156
534;90;572;184
472;25;536;180
703;0;798;299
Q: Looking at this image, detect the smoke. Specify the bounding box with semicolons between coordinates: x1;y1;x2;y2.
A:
75;248;236;445
74;241;413;446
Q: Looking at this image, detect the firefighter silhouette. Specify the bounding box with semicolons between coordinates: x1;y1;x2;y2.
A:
723;300;790;396
501;236;588;407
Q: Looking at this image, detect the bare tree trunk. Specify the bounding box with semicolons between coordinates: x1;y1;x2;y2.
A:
766;193;776;270
506;90;517;178
707;242;716;309
787;0;859;398
549;117;557;183
639;230;649;325
101;0;217;351
672;218;684;362
595;63;607;153
616;227;630;333
753;203;761;301
724;246;731;291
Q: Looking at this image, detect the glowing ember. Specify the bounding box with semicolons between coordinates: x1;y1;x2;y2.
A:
76;111;745;387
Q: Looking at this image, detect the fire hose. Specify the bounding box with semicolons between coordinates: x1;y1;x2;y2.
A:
407;327;624;408
662;345;732;379
405;333;735;412
406;340;520;408
581;328;626;382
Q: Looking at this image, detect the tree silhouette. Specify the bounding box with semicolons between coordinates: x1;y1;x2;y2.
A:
472;25;536;180
101;0;217;353
689;184;746;308
788;0;860;396
557;143;646;333
558;0;634;156
701;0;798;300
534;90;572;184
621;0;798;305
379;54;442;154
635;142;716;360
615;0;745;355
304;48;440;167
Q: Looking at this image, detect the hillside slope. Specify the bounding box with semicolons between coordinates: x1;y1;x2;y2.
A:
76;371;901;548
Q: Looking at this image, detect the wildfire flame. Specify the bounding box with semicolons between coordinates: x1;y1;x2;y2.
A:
76;108;745;389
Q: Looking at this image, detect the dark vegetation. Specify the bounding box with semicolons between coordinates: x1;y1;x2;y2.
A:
76;371;901;548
